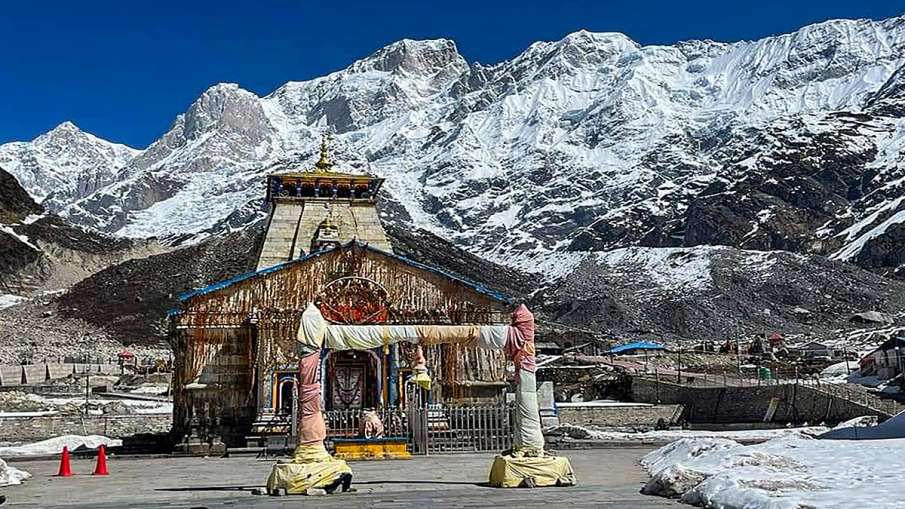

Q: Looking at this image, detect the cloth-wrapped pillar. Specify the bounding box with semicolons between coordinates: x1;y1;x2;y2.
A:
297;352;327;446
265;306;352;495
489;304;575;487
505;304;544;454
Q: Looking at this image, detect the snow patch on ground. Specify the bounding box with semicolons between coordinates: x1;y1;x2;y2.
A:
550;423;827;442
0;435;121;458
0;294;27;310
642;436;905;508
820;410;905;440
595;247;713;293
129;383;170;395
0;458;31;487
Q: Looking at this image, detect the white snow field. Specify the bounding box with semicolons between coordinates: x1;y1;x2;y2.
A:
820;410;905;440
0;294;27;310
0;435;121;458
0;457;31;487
550;423;828;442
642;436;905;508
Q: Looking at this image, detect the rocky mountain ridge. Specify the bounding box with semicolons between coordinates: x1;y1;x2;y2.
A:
0;122;137;212
2;15;903;280
1;15;904;356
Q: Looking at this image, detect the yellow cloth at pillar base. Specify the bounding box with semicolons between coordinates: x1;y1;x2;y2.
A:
265;443;352;495
333;438;412;461
488;453;577;488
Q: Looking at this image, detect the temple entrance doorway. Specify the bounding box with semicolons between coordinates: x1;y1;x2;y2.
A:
326;350;380;410
274;373;297;415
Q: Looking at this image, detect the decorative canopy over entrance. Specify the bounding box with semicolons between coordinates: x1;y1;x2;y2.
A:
318;276;389;324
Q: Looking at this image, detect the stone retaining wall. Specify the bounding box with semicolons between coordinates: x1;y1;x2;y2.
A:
0;363;120;385
631;377;889;425
556;404;683;428
0;414;171;442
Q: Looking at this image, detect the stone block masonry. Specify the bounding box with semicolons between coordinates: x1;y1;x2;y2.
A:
556;403;683;429
0;363;120;386
256;201;305;270
0;415;172;443
256;200;394;271
630;377;891;425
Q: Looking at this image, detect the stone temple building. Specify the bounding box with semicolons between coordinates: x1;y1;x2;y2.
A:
169;138;516;448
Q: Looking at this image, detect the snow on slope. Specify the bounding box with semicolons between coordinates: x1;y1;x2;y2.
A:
642;436;905;509
3;16;905;274
830;117;905;264
0;435;121;458
0;122;139;211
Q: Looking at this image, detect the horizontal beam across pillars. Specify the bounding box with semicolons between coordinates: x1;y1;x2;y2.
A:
266;302;576;493
297;303;513;353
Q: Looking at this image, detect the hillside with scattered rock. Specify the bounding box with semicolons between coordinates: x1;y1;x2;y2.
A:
537;246;905;341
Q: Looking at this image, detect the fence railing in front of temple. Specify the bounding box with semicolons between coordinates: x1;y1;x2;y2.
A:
317;403;514;455
323;407;409;439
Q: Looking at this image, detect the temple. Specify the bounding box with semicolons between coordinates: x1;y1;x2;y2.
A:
170;137;511;448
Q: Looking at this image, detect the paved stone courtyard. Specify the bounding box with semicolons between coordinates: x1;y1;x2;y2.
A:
3;448;679;508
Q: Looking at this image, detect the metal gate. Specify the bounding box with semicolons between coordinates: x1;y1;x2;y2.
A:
323;388;513;455
405;382;513;455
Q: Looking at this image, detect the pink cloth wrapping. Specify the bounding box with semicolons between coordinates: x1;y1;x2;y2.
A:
297;351;327;445
505;304;536;378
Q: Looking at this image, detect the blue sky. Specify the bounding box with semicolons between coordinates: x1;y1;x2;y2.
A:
1;0;903;148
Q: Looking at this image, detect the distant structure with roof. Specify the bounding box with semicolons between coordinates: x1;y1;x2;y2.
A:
168;136;513;449
859;336;905;381
608;341;667;356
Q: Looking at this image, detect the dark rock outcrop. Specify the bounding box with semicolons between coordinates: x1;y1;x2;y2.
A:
0;167;41;223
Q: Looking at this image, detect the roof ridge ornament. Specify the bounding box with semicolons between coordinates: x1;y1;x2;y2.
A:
314;133;333;173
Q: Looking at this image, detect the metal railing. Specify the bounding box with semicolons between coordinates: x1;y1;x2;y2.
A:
415;404;513;455
322;403;513;455
324;407;408;439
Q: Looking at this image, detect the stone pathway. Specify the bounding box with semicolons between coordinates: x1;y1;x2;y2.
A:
2;448;679;508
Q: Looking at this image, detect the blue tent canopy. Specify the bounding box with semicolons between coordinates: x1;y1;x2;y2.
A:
608;341;667;354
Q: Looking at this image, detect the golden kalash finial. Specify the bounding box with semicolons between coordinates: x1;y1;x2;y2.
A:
314;133;333;172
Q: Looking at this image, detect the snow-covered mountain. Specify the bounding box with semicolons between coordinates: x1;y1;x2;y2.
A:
0;122;138;212
3;15;905;279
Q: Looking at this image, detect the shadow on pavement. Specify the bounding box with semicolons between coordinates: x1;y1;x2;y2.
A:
155;485;261;492
355;480;489;487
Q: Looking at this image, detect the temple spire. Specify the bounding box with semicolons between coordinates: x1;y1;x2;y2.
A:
314;133;333;172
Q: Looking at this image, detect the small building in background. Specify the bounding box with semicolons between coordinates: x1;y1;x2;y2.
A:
535;341;563;356
794;341;844;361
117;349;137;374
859;337;905;381
768;332;785;350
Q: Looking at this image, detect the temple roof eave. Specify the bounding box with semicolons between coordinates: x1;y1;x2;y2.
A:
175;240;516;308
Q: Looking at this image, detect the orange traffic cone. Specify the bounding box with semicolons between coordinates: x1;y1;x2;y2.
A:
56;446;73;477
92;445;109;476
